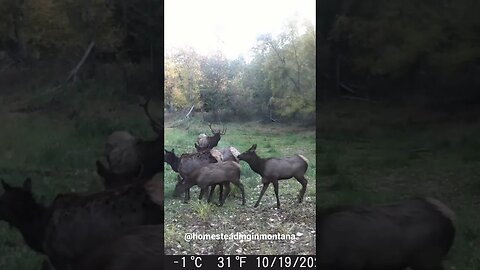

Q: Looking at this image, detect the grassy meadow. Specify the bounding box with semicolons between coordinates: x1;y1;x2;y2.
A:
317;101;480;269
164;117;317;255
0;89;163;270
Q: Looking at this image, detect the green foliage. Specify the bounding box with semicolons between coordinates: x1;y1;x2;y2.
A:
190;200;215;223
164;18;315;124
322;0;480;98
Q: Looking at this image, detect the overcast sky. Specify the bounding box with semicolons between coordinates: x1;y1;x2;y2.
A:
165;0;315;60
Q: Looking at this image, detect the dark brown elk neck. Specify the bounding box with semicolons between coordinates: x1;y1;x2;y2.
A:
243;154;267;176
15;201;49;254
135;138;163;178
167;155;181;172
209;134;221;146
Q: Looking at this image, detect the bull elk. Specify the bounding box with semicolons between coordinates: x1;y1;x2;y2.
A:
317;197;456;270
237;144;308;208
0;177;163;270
194;123;227;152
174;161;246;206
98;97;163;188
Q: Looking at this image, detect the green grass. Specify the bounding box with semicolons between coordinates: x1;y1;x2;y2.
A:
164;118;317;255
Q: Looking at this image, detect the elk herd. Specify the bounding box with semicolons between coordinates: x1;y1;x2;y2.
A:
0;96;458;270
164;123;310;209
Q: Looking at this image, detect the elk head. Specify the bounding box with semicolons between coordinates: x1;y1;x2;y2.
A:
0;178;47;253
0;178;34;224
194;123;227;152
164;148;180;172
237;144;257;162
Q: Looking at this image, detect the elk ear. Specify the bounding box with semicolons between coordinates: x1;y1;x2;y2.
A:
171;148;174;153
250;144;257;151
23;178;32;192
1;179;12;191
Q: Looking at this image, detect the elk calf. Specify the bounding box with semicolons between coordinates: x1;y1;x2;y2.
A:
317;197;456;270
238;144;308;208
174;161;245;206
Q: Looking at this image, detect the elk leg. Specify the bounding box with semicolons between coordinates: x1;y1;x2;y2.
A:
183;188;189;203
199;188;207;201
234;182;246;206
254;182;270;208
223;182;231;200
295;176;308;203
207;185;216;203
272;180;281;209
218;184;224;205
219;183;230;206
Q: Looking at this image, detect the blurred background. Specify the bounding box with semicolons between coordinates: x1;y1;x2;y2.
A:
318;1;480;269
0;0;161;268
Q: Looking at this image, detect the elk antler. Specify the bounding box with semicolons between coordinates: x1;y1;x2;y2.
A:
208;123;215;134
140;97;163;135
220;124;227;135
208;122;227;135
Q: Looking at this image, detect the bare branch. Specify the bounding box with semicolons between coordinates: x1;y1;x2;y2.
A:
65;41;95;84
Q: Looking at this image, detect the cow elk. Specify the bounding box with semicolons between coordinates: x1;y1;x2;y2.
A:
174;161;246;206
317;197;456;270
194;123;227;152
165;148;228;202
237;144;308;208
99;97;163;188
0;177;163;270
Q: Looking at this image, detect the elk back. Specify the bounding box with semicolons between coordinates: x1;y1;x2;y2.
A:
43;180;163;270
74;225;164;270
317;198;455;270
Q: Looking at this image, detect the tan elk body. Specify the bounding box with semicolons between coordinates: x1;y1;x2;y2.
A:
174;161;246;206
238;144;308;208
